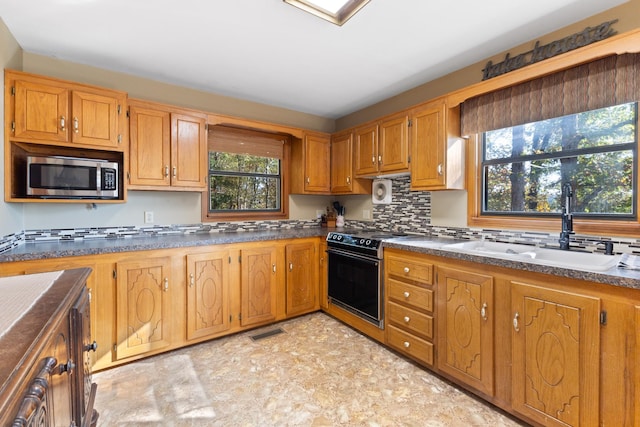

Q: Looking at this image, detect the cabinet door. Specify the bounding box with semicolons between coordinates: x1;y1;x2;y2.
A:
240;247;278;327
410;103;445;189
354;124;379;176
186;251;231;341
171;113;207;188
330;132;353;193
47;318;74;426
379;115;409;173
129;103;171;187
70;287;96;426
285;241;317;316
437;266;494;396
511;281;600;427
115;257;172;360
71;90;121;148
303;133;331;193
13;79;69;142
319;242;328;310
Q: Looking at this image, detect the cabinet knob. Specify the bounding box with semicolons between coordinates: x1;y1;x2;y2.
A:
59;359;75;375
272;264;276;273
378;155;382;164
513;311;520;332
163;278;169;292
306;176;310;184
346;176;351;184
437;163;443;175
481;303;488;320
289;262;294;272
403;341;410;348
403;267;410;273
189;273;195;287
60;116;66;131
85;341;98;352
73;116;79;133
371;155;376;165
403;291;410;298
403;316;410;323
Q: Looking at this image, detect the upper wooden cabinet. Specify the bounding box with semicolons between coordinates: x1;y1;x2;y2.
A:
290;131;331;194
410;99;464;191
128;99;207;190
330;131;370;194
6;70;127;151
354;114;410;177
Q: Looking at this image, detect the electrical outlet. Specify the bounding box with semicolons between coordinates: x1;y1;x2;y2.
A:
363;209;370;219
144;211;154;224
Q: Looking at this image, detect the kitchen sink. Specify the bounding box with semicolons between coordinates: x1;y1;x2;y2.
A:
384;236;449;249
441;240;620;272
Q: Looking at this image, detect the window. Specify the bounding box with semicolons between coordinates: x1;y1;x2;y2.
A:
204;126;290;221
482;102;637;219
283;0;370;25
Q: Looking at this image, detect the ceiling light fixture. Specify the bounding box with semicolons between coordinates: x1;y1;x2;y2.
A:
283;0;370;26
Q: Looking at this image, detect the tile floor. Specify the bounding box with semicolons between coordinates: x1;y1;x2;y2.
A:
93;313;529;426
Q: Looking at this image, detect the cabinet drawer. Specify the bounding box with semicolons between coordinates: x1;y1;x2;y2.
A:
387;324;434;366
387;278;433;312
386;256;432;285
387;301;433;339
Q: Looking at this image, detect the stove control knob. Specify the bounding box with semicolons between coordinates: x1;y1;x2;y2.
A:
366;239;371;246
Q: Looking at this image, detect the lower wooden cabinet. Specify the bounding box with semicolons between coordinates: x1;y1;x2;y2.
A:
240;246;279;327
437;266;494;397
285;240;318;316
186;250;231;341
384;249;435;367
511;280;601;427
115;257;173;360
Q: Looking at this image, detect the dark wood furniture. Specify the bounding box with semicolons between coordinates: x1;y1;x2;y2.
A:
0;268;98;427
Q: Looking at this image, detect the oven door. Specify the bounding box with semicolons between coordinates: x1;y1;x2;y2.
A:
327;248;383;328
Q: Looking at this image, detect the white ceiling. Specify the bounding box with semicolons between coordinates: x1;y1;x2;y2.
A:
0;0;628;119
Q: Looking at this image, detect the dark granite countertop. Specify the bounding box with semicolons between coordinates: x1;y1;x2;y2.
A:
2;228;639;291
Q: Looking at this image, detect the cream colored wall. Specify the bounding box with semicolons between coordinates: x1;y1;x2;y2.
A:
0;19;23;237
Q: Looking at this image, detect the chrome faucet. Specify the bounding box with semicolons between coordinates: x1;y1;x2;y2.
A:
559;182;574;250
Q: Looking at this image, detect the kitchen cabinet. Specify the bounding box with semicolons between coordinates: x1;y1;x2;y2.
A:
0;269;97;427
186;250;231;341
285;240;318;316
240;246;279;327
354;114;409;177
384;249;435;367
290;131;331;194
511;280;600;427
437;266;494;397
410;99;464;190
330;130;371;194
6;70;126;150
128;99;207;190
115;256;174;360
319;241;328;310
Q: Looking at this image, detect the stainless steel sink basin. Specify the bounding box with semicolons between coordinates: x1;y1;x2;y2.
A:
441;241;619;272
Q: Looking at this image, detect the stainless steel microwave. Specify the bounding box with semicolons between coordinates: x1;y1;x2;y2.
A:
26;155;119;199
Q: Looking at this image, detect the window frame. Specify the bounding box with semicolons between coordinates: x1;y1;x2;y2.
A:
466;117;640;237
202;126;291;222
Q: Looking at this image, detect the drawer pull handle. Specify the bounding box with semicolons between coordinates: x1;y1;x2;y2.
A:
164;165;169;177
173;166;177;177
403;316;410;323
403;341;410;348
189;273;195;287
403;267;410;273
60;116;66;131
403;291;410;298
73;116;79;133
481;303;488;321
513;311;520;332
164;278;169;292
272;264;276;273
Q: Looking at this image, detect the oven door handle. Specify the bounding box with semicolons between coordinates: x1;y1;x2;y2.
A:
326;248;380;265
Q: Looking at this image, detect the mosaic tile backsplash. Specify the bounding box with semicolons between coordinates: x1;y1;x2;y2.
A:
2;175;640;255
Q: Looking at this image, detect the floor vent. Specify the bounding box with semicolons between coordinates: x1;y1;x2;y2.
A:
250;328;285;341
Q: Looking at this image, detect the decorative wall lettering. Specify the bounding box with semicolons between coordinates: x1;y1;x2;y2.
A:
482;19;618;80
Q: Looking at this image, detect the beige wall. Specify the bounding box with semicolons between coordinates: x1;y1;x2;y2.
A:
0;19;23;237
336;0;640;130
